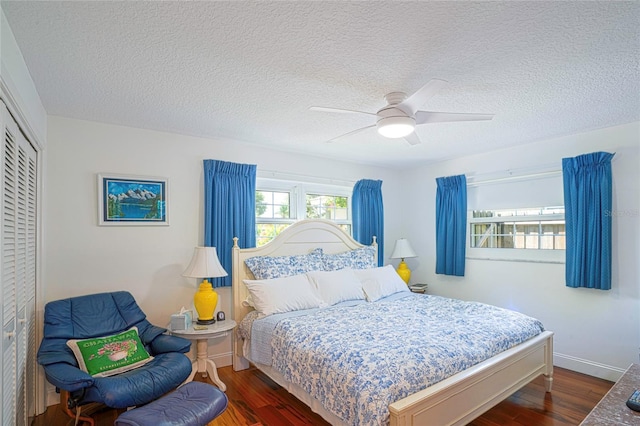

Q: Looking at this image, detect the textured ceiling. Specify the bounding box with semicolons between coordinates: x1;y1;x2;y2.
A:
3;1;639;168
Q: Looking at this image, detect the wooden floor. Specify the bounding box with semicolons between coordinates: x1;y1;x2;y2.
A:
33;366;612;426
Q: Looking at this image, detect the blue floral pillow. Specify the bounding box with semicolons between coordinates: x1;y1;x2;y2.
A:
245;248;324;279
322;246;377;271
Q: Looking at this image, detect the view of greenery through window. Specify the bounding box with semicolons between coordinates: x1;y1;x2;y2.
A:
255;191;291;246
256;190;350;246
470;207;565;250
306;193;348;221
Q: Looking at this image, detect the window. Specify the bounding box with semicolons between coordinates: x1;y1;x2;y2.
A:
306;193;348;221
256;179;351;246
256;190;293;246
470;207;565;250
468;206;565;263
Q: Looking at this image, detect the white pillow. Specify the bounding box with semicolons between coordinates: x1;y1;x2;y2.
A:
306;269;366;306
241;295;255;308
243;274;326;317
354;265;410;302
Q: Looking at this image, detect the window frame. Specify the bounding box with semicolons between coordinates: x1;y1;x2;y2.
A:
256;178;352;246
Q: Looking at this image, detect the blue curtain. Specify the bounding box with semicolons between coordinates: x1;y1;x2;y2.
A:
204;160;257;287
562;152;614;290
352;179;384;266
435;174;467;276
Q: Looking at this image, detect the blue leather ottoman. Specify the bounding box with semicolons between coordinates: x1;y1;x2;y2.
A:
115;381;228;426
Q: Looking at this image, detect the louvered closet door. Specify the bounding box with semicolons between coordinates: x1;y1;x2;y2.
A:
1;106;17;426
24;134;37;426
1;102;37;426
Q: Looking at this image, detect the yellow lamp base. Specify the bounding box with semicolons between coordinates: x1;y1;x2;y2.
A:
194;279;218;324
396;260;411;284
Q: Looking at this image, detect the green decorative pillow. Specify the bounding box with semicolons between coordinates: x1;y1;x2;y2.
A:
66;327;153;377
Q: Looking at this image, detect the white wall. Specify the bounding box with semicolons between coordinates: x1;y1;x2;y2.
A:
44;116;403;380
403;122;640;381
0;10;47;147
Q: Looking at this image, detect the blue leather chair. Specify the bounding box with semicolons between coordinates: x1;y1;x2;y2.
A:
37;291;193;424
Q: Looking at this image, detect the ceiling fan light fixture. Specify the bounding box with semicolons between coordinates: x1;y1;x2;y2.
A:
377;116;415;138
312;79;492;144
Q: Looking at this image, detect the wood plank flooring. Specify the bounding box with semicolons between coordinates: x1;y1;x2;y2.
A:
32;366;613;426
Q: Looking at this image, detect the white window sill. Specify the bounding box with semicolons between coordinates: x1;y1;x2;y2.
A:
466;248;565;264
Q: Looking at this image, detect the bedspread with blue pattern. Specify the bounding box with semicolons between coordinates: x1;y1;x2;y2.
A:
244;293;544;426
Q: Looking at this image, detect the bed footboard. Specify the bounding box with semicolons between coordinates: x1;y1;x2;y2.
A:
389;331;553;426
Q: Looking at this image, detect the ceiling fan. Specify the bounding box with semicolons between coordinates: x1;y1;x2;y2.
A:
310;79;494;145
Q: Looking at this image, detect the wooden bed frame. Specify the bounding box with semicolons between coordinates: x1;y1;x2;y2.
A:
232;219;554;426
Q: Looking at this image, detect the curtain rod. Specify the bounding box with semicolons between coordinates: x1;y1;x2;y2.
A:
466;162;562;187
257;169;356;187
467;170;562;187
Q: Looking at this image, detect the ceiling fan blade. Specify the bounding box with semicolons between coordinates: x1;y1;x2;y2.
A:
326;125;376;143
415;111;495;124
398;79;449;114
310;106;376;116
404;132;422;146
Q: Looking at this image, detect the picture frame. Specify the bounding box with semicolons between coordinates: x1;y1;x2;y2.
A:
98;173;169;226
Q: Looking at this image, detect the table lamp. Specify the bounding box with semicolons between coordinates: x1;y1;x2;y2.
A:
391;238;417;284
183;246;228;324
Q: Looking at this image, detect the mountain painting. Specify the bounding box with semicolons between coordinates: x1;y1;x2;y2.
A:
100;175;168;225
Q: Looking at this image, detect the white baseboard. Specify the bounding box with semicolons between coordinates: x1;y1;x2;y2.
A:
210;351;232;367
554;352;627;382
46;383;58;407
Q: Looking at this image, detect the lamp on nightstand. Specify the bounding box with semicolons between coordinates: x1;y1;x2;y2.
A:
391;238;417;284
183;247;228;325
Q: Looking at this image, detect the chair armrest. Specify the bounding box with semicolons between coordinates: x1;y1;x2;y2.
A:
139;324;167;343
42;362;94;393
38;347;78;367
149;334;191;354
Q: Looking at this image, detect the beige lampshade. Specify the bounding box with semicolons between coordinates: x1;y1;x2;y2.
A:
182;247;228;279
390;239;417;259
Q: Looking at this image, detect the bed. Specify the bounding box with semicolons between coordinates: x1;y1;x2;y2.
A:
232;219;553;426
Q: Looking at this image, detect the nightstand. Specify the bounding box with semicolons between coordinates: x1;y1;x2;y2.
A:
169;319;236;391
408;283;428;293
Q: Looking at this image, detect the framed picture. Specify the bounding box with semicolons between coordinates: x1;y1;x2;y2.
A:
98;174;169;226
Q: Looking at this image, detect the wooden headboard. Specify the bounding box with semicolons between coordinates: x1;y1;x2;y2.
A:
231;219;377;370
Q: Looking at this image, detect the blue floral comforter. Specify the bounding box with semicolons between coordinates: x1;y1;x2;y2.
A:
246;293;544;426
